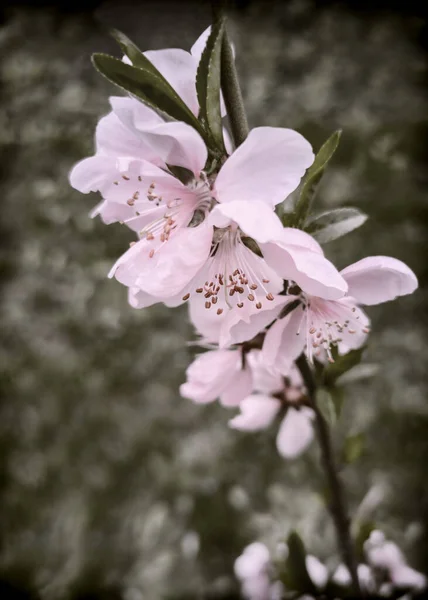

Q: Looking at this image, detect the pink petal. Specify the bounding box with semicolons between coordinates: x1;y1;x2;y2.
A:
190;27;211;62
135;221;213;299
131;121;207;176
215;127;314;207
94;200;135;225
144;49;199;116
219;296;289;348
341;256;418;306
220;365;253;407
188;288;225;344
95;110;160;163
234;543;271;580
276;407;315;459
110;96;163;130
262;300;306;368
209;201;284;243
306;555;328;588
390;565;427;590
282;227;323;254
180;349;242;404
128;287;159;309
229;394;281;431
246;350;283;395
69;155;116;194
261;241;348;300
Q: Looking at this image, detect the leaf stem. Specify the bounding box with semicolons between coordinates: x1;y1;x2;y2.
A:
295;354;362;597
212;1;249;147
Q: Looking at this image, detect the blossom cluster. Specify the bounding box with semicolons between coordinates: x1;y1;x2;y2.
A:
70;27;418;459
234;530;427;599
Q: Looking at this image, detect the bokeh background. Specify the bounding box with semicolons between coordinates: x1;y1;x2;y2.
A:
1;0;427;598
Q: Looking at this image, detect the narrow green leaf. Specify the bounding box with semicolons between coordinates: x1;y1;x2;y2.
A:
196;20;225;151
329;386;345;419
279;531;316;593
317;389;338;426
336;363;379;386
323;347;365;386
294;130;342;226
110;29;159;74
343;433;365;464
306;207;368;244
92;54;205;138
354;520;376;562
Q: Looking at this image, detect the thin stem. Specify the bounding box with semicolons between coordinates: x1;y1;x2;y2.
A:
296;354;362;597
212;0;249;147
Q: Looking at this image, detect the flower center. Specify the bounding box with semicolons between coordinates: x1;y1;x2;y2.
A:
184;229;276;315
302;296;370;362
122;173;214;256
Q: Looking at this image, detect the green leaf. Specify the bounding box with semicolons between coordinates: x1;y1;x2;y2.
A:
294;130;342;226
336;363;379;386
279;531;316;593
354;520;376;562
316;389;338;426
323;347;365;386
305;207;368;244
330;386;346;420
92;54;205;138
343;433;365;464
110;29;159;74
195;19;225;151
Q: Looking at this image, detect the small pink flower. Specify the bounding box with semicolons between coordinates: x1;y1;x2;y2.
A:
263;255;418;366
186;201;347;348
234;543;273;600
228;351;315;459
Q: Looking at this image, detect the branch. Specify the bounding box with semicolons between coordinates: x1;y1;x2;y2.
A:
295;354;362;597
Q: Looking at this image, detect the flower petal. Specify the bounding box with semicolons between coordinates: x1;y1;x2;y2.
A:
220;365;253;407
340;256;418;306
229;394;281;431
110;95;163;130
190;26;211;61
306;555;328;589
95;110;160;163
246;349;283;395
276;407;315;459
215;127;314;207
209;201;284;243
131;121;208;176
262;300;306;368
69;155;116;194
144;48;199;116
219;296;289;348
390;565;427;590
180;349;240;404
261;241;348;300
136;221;213;298
234;543;271;580
128;287;159;309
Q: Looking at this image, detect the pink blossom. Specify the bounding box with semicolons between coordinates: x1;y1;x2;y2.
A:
228;351;314;459
234;543;273;600
365;530;427;592
263;255;418;366
186;201;347;348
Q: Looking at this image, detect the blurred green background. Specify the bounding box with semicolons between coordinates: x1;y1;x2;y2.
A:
0;1;427;598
